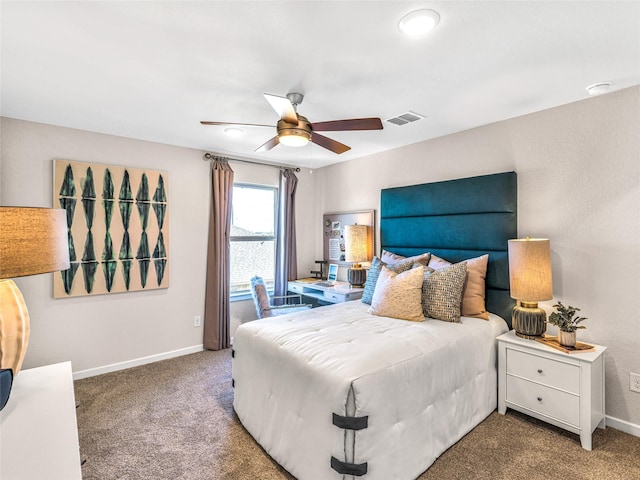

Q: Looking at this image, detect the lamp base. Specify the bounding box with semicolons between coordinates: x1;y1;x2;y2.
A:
512;301;546;339
0;368;13;411
0;280;30;374
347;265;366;288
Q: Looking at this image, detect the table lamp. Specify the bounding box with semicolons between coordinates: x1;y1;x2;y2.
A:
344;224;369;288
0;207;69;410
508;238;553;339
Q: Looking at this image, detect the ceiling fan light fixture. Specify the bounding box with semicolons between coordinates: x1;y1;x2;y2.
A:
278;129;311;147
398;9;440;36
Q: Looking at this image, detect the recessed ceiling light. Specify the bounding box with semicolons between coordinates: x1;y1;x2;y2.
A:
398;9;440;37
586;82;612;96
224;127;244;137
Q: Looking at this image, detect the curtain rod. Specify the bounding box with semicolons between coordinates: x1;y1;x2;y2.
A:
202;152;300;172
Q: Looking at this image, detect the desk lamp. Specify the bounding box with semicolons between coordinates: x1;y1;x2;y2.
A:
344;225;369;288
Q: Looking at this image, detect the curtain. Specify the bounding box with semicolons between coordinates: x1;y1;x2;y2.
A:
203;157;234;351
274;168;299;299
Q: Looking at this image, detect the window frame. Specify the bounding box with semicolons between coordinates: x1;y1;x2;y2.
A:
229;182;278;300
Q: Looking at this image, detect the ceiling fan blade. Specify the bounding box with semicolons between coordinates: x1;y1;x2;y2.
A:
263;93;298;124
255;135;280;152
200;121;273;128
311;133;351;154
311;117;383;132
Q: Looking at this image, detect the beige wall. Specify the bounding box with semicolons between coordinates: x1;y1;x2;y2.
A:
0;118;211;373
0;118;317;374
308;86;640;427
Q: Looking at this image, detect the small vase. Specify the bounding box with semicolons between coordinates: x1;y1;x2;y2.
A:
558;330;576;347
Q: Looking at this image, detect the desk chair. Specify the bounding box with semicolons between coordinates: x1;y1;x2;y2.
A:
250;276;313;319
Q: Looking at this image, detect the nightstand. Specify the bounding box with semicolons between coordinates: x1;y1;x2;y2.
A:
497;330;606;450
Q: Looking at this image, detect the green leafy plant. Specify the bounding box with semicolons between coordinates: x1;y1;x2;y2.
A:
548;301;587;332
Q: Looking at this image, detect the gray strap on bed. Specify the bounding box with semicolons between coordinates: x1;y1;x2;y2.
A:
331;456;368;476
332;413;368;431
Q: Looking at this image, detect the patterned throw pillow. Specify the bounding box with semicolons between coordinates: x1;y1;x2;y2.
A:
368;266;425;322
428;254;489;320
361;257;414;305
421;261;468;322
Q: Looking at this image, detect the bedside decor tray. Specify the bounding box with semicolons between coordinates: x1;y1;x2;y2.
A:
535;335;595;354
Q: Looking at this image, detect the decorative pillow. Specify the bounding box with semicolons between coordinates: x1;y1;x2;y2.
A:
421;261;467;322
368;266;425;322
428;254;452;270
380;250;431;266
428;254;490;320
461;254;489;320
361;257;414;305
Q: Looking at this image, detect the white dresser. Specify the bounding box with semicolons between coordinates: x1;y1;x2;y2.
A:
497;330;606;450
0;362;82;479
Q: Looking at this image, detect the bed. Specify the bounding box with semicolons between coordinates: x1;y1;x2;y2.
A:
233;171;517;480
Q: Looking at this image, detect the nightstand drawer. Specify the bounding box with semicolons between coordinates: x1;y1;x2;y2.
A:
507;348;579;394
506;375;580;427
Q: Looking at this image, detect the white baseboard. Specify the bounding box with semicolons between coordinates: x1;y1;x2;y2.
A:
606;415;640;438
72;345;204;380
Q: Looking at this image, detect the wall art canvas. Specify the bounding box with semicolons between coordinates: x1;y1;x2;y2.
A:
53;159;169;298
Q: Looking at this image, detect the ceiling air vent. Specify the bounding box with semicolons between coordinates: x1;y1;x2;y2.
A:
385;111;424;127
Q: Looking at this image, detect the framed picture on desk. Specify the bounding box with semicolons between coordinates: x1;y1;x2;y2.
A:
327;264;338;282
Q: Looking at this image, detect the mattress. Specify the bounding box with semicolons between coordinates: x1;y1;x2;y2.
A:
232;301;508;480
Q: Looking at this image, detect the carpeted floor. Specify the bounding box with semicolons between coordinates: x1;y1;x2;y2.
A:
75;349;640;480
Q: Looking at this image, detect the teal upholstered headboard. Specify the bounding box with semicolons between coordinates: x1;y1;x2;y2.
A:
380;172;517;327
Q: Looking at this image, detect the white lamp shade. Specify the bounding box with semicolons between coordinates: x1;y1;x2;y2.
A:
508;238;553;301
344;225;369;263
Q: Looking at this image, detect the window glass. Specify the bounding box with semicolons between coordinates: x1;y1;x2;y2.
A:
230;184;277;295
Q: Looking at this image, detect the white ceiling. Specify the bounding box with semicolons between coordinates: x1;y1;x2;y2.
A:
2;1;639;169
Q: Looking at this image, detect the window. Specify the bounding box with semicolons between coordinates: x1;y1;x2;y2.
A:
230;183;278;296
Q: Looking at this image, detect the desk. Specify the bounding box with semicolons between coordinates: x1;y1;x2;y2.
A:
0;362;82;479
288;279;364;305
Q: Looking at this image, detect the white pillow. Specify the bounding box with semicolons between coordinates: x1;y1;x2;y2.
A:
380;249;431;266
368;265;425;322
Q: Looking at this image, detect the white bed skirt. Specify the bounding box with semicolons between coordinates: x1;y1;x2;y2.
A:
233;301;508;480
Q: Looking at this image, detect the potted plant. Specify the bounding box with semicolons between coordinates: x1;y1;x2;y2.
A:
548;301;587;347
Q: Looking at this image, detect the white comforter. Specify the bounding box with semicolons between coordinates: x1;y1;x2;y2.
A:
233;301;508;480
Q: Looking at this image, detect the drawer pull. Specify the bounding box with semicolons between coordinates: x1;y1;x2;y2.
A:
537;397;543;402
537;369;543;374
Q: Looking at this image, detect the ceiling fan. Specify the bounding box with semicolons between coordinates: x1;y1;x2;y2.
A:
201;93;383;154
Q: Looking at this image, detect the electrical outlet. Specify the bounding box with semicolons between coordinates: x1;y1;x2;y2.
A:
630;373;640;393
193;315;201;328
